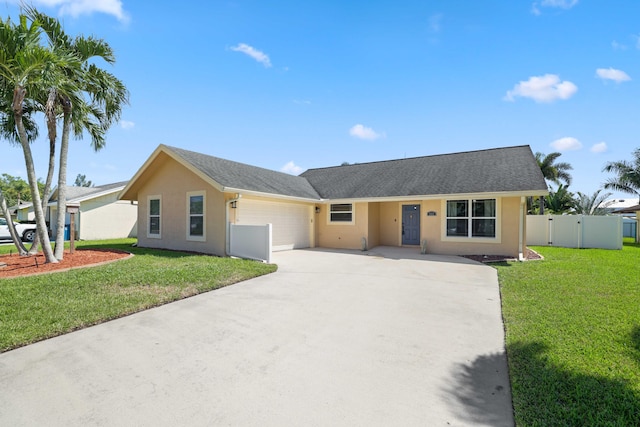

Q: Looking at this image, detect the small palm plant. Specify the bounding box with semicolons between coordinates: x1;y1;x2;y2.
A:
544;184;574;214
572;189;614;215
535;151;573;214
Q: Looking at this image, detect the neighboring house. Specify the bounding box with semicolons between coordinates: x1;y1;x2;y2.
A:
120;144;547;259
9;201;34;221
607;198;639;216
613;204;640;215
48;181;138;240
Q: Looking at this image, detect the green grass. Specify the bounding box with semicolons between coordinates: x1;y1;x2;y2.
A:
0;239;277;352
496;238;640;426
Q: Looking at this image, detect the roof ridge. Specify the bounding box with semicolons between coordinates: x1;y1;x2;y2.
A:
166;145;307;179
302;145;531;173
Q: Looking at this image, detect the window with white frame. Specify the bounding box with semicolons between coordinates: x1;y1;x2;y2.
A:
187;191;206;241
148;196;161;238
329;203;354;223
446;199;496;238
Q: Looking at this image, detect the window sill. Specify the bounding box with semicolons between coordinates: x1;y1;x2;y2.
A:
442;236;501;244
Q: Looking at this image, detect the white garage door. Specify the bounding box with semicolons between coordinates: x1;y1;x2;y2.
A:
237;199;312;251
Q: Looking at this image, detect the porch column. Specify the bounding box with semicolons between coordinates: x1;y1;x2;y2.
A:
518;197;525;261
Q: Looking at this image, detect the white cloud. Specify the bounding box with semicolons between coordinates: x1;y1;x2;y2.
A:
230;43;272;68
17;0;130;23
591;142;608;153
349;124;384;141
280;161;303;175
541;0;578;8
611;41;627;50
428;13;443;33
504;74;577;103
293;99;311;105
550;137;582;151
596;67;631;83
120;120;135;130
531;0;578;14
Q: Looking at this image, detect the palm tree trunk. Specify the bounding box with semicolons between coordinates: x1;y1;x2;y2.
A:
13;87;58;264
53;100;72;260
28;108;57;255
32;89;58;256
0;190;28;255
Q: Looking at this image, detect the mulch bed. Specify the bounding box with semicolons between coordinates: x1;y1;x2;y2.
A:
0;249;131;278
462;248;543;264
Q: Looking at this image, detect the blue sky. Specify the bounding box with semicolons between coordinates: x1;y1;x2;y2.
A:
1;0;639;203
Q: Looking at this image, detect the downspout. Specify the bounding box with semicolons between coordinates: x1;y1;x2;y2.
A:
518;197;525;261
225;194;242;256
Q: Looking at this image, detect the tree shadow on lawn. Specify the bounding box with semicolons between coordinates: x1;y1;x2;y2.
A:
631;326;640;366
503;342;640;425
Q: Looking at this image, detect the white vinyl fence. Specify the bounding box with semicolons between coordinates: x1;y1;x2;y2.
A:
623;217;637;239
527;215;622;250
229;223;272;263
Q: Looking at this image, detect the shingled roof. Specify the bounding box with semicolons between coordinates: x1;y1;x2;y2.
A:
300;145;547;199
166;146;321;200
122;144;547;202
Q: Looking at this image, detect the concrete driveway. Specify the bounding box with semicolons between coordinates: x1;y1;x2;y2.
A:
0;247;513;426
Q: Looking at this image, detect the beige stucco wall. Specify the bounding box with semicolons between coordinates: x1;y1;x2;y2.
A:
367;203;380;248
316;202;369;250
420;196;522;257
136;154;227;256
379;202;400;246
316;197;524;257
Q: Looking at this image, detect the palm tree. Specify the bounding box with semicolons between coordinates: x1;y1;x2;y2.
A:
535;151;573;214
25;7;129;260
0;30;45;256
0;15;61;263
602;148;640;204
545;184;574;214
0;65;56;255
573;189;614;215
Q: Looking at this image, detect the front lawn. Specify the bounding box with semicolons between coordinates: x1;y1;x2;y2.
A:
496;239;640;426
0;239;277;352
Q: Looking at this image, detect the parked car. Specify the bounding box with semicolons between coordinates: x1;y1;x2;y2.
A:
0;217;37;242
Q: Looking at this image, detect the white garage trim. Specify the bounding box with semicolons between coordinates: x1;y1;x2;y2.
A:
235;199;313;251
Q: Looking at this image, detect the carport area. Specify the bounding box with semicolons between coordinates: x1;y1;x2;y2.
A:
0;247;513;426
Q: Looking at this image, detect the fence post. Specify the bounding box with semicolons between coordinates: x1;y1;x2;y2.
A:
577;215;582;249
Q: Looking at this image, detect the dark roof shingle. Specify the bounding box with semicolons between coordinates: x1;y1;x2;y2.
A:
167;146;321;200
300;145;547;198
